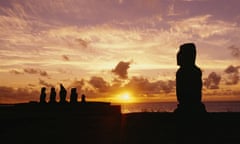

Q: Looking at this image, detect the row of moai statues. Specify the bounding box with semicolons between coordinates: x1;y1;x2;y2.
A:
39;84;86;104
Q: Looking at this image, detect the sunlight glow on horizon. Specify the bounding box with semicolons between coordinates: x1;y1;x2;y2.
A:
113;91;137;103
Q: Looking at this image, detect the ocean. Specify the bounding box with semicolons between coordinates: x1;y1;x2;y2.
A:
116;101;240;113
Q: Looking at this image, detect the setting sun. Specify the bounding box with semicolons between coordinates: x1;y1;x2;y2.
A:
113;92;136;103
121;93;131;101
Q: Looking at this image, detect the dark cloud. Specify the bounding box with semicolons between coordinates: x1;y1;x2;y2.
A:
159;80;175;94
67;76;176;97
76;38;89;48
112;61;131;79
224;65;239;74
28;84;36;87
204;72;221;89
224;65;240;85
68;79;100;97
68;79;85;91
57;68;72;74
39;79;54;87
0;86;39;103
111;78;123;88
66;76;174;98
9;69;23;75
39;70;48;77
62;55;70;61
225;73;239;85
228;45;240;58
24;68;38;74
88;76;110;92
23;68;50;77
125;77;159;94
124;76;175;95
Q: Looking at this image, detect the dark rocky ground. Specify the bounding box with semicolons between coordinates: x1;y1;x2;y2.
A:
1;103;240;144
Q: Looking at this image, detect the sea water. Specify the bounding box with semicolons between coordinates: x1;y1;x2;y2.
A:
117;101;240;113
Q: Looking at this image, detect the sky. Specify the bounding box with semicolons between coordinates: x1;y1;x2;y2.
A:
1;0;240;103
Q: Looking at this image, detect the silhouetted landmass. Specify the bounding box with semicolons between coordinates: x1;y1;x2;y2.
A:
1;104;240;144
0;102;121;144
122;112;240;144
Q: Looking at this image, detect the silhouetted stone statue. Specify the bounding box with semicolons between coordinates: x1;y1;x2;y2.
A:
70;88;78;103
59;84;67;104
174;43;208;144
81;94;86;103
174;43;206;114
49;87;57;104
39;87;46;104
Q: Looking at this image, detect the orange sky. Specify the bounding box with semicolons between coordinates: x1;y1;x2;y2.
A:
1;0;240;103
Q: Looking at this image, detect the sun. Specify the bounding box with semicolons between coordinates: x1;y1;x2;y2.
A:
114;92;135;103
121;93;131;101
